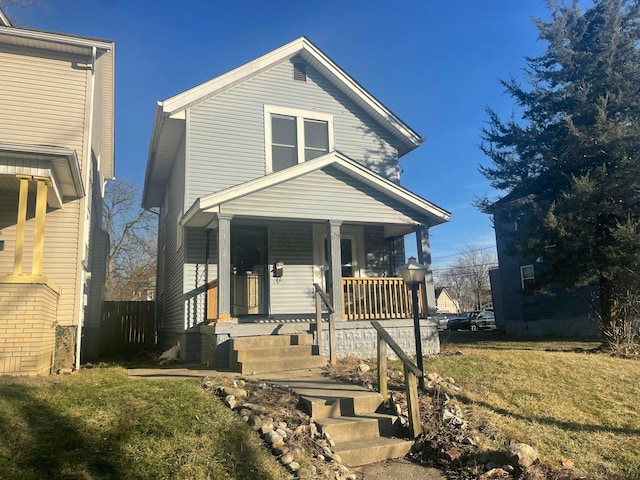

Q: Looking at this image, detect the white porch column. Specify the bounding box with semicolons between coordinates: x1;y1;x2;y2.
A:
415;225;437;316
216;213;233;322
328;220;343;321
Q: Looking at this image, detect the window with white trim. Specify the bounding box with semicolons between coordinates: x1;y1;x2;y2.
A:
264;105;333;173
520;264;535;293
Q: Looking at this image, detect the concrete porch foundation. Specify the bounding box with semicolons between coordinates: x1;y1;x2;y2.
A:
194;318;439;369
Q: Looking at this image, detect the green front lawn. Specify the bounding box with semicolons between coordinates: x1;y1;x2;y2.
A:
0;368;287;480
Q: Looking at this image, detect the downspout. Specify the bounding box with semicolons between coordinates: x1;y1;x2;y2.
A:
75;46;97;370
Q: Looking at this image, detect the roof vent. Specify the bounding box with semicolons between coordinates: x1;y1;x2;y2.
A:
293;62;306;82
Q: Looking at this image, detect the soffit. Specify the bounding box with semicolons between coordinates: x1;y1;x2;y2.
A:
0;143;84;208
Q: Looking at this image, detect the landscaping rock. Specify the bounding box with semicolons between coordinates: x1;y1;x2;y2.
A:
279;452;294;465
356;362;370;375
222;386;247;398
507;442;539;467
264;430;283;445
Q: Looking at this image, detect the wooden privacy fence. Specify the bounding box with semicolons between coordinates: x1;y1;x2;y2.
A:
100;301;155;355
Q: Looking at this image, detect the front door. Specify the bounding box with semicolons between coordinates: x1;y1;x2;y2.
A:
312;224;363;292
231;227;267;315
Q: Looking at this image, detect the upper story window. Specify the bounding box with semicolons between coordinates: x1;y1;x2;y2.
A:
520;264;535;293
265;105;334;173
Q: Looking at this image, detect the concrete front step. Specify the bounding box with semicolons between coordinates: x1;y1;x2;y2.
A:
318;413;402;443
237;354;327;375
298;390;384;420
230;333;313;350
334;437;414;467
233;344;315;363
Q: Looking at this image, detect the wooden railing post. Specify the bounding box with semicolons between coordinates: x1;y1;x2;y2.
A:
404;364;422;438
313;283;335;363
377;332;388;405
371;321;423;439
329;313;336;364
315;291;323;354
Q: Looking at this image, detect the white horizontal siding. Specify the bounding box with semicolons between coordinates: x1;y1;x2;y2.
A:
186;57;401;204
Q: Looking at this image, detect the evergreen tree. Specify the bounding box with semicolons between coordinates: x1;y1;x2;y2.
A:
480;0;640;351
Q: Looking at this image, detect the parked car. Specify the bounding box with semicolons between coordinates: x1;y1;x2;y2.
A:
434;313;457;330
447;310;495;331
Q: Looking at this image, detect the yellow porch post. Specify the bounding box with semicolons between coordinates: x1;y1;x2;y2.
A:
13;176;30;275
31;177;49;276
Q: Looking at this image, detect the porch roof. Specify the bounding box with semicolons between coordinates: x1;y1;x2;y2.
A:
181;152;450;234
0;142;85;208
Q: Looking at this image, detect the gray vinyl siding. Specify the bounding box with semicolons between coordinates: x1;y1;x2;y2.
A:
156;135;187;334
221;167;430;225
186;57;401;204
183;228;217;327
268;223;315;314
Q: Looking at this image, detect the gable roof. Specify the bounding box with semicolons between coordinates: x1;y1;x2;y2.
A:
144;37;425;207
162;36;423;150
181;151;450;231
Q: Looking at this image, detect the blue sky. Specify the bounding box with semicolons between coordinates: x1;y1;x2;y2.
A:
5;0;553;270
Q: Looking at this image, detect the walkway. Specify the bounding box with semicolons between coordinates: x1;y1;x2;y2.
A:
126;365;444;479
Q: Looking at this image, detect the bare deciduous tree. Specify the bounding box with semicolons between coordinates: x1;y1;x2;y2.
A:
435;245;497;312
103;179;157;301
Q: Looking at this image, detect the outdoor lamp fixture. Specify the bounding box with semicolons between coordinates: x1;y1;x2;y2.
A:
399;256;428;389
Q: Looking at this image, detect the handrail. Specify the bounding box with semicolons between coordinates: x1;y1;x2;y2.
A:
370;320;422;438
313;283;334;313
370;321;421;377
314;283;335;364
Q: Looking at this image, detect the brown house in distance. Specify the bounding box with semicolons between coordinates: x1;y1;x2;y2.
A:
0;8;115;375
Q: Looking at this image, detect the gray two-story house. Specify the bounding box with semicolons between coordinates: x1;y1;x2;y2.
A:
142;37;450;369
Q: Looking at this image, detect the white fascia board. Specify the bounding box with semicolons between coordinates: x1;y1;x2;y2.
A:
0;26;113;52
198;153;339;211
299;40;423;149
0;143;83;205
161;37;305;114
142;102;166;208
332;155;451;222
0;7;12;27
195;151;450;224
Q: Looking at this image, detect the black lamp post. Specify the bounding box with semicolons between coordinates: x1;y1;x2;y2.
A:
399;256;428;390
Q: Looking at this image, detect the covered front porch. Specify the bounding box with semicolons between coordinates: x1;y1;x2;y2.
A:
173;153;450;365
